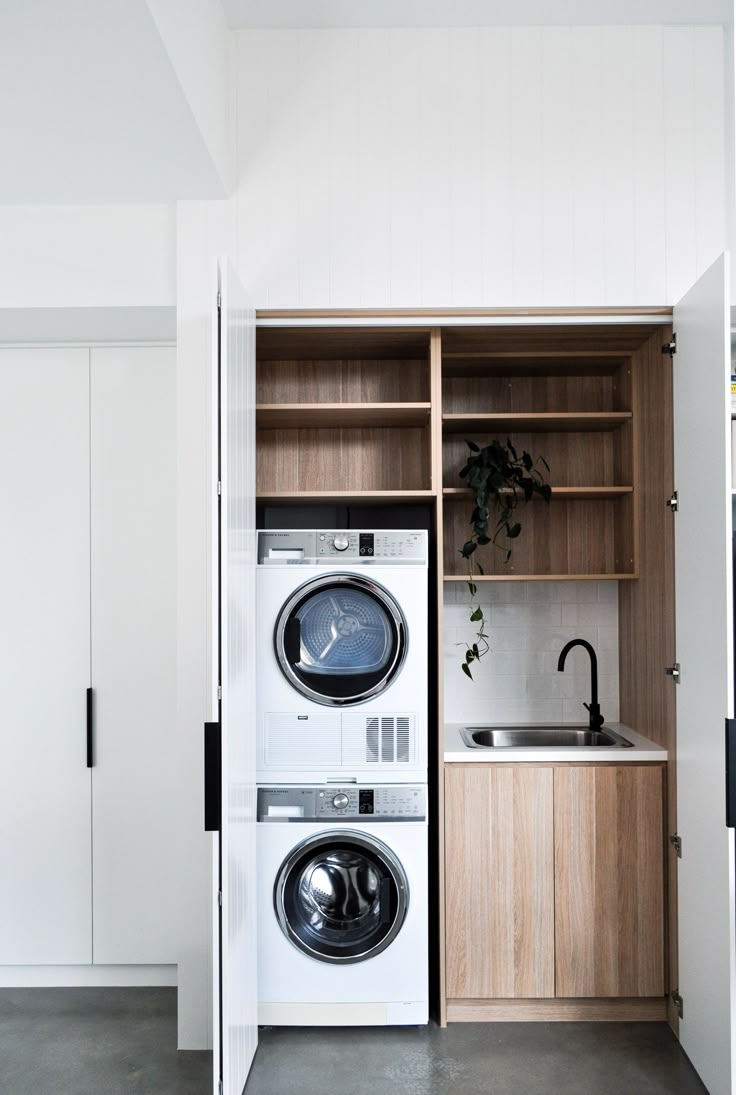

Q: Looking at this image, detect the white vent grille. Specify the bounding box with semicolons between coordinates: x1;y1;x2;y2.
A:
343;714;416;766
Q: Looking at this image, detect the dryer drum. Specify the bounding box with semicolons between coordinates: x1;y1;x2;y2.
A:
273;573;408;706
274;831;409;964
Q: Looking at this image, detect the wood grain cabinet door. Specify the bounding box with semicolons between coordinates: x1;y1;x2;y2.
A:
445;766;554;999
554;765;664;998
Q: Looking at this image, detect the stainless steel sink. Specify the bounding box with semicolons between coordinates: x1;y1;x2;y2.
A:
460;725;634;749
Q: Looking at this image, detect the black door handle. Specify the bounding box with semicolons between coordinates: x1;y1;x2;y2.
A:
86;687;94;768
380;877;392;925
204;722;221;832
726;719;736;827
284;617;301;664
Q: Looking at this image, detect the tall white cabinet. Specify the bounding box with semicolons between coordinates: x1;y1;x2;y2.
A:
0;349;92;964
0;344;177;975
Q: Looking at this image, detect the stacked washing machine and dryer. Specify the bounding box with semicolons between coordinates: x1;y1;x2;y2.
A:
255;529;429;1026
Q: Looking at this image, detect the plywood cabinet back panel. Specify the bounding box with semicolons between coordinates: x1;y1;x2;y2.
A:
257;357;430;404
257;426;430;493
442;431;616;489
442;495;621;577
442;374;617;415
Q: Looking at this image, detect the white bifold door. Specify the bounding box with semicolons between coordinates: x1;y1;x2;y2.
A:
0;345;177;970
673;252;736;1095
211;260;258;1095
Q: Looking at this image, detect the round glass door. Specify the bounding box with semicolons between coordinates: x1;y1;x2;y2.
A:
274;831;409;964
274;574;407;706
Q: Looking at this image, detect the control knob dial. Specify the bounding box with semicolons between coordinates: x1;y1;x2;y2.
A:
332;793;349;809
333;534;350;552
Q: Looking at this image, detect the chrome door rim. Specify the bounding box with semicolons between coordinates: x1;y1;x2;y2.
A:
273;573;408;707
274;829;410;964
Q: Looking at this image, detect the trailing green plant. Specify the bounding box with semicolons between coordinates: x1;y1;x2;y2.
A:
459;438;551;678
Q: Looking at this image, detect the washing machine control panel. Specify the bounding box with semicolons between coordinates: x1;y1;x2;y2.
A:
257;529;427;564
316;530;425;561
258;785;426;822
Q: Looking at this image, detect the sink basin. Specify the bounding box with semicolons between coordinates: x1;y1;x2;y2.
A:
460;725;634;749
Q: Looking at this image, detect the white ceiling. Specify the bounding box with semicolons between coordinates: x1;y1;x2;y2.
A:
0;0;226;203
222;0;732;28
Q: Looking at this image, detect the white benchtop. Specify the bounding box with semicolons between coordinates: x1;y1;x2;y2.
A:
444;722;667;763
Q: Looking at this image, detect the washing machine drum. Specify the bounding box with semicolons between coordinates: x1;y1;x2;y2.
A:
274;574;408;706
274;831;409;964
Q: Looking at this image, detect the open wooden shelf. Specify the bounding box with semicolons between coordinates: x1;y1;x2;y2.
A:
443;572;637;582
443;485;633;501
257;489;436;503
256;402;431;429
442;412;632;433
442;492;635;579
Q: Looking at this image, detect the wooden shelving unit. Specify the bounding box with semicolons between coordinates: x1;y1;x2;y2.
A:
437;325;642;582
255;327;434;495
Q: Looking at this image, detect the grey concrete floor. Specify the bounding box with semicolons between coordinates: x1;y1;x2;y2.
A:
0;989;708;1095
0;988;210;1095
248;1022;708;1095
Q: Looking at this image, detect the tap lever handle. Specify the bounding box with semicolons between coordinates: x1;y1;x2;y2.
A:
584;702;605;729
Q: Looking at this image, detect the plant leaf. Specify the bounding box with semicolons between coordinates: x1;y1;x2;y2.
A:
470;607;483;622
466;440;480;453
461;662;473;679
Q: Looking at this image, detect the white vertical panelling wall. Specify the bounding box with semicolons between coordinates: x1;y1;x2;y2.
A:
235;25;725;307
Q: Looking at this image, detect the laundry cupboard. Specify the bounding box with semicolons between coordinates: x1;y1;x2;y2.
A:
227;256;733;1095
0;345;179;974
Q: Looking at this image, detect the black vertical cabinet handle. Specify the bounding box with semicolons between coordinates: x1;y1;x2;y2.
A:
86;687;94;768
726;719;736;828
204;722;222;832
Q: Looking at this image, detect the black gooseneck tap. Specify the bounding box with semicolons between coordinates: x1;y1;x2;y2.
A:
557;638;605;730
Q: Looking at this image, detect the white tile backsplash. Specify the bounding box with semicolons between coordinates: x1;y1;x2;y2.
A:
445;582;619;724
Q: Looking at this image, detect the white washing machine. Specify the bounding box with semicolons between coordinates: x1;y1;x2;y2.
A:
257;783;428;1026
256;529;428;784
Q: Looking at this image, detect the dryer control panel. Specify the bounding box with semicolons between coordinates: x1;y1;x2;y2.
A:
257;529;427;565
258;785;426;822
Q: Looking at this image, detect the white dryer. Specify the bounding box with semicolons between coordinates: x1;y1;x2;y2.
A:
257;783;428;1026
256;530;428;784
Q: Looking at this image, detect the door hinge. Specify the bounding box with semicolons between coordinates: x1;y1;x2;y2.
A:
217;291;222;309
217;684;222;701
662;333;677;356
666;490;678;512
665;662;681;683
218;1079;223;1095
218;889;222;907
217;479;222;496
670;833;682;858
671;989;684;1019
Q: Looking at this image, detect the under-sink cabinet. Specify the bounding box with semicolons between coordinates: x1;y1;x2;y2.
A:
444;763;665;1019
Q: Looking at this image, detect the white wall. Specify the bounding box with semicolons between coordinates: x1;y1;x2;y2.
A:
234;25;726;308
146;0;234;192
444;582;619;725
0;205;175;309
